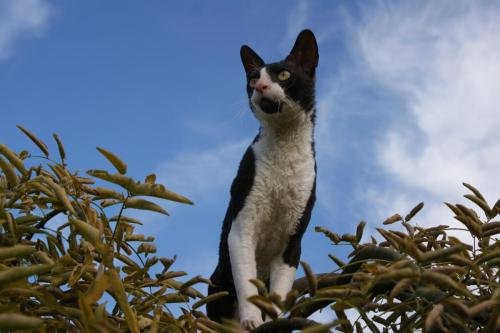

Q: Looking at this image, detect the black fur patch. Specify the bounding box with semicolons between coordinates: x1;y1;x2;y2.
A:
259;97;282;114
207;145;256;322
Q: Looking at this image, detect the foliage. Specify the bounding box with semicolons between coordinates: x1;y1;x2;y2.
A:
0;127;220;332
216;185;498;333
1;126;499;332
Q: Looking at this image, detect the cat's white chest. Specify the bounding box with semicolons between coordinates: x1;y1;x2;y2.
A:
252;130;315;233
231;118;316;276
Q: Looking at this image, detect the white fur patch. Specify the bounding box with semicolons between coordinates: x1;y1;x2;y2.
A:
228;85;316;326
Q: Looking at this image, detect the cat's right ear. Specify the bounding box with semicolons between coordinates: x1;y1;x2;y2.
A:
240;45;264;76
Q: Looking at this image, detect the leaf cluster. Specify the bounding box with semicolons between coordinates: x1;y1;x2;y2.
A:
0;127;213;332
211;185;499;332
1;126;498;333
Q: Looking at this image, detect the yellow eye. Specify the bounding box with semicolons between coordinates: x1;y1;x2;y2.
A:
249;78;258;87
278;70;291;81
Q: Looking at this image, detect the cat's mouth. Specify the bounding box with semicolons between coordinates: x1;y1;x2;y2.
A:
258;97;282;114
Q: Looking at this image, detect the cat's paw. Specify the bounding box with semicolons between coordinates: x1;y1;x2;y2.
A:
240;316;263;330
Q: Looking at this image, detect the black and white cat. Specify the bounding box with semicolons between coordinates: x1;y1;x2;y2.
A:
207;29;318;329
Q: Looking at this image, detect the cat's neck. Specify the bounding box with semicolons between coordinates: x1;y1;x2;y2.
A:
258;110;315;146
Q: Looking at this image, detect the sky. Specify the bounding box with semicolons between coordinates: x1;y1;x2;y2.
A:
1;0;499;322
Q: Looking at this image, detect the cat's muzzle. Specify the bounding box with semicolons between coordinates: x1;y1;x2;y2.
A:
258;97;282;114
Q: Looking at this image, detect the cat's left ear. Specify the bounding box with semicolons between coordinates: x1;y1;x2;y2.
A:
286;29;319;76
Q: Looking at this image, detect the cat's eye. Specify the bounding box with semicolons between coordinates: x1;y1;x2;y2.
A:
249;78;258;87
277;70;291;81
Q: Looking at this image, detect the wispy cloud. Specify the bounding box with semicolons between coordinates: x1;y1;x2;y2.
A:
282;0;309;48
156;139;249;204
0;0;52;60
354;1;500;225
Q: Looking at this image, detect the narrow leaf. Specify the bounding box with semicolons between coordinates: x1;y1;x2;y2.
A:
85;270;111;304
124;198;169;215
301;261;317;296
17;125;49;157
53;133;66;162
424;304;444;332
0;144;27;175
87;169;193;204
107;268;140;333
463;182;486;202
0;264;54;285
43;177;76;215
0;313;43;330
247;295;278;319
383;214;403;225
192;291;229;309
96;147;127;174
464;194;492;218
0;245;36;260
404;202;424;222
355;221;366;242
71;219;101;247
0;156;18;187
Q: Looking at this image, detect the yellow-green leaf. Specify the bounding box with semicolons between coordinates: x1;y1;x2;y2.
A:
383;214;403;225
96;147;127;174
0;156;18;187
145;173;156;184
17;125;49;157
0;144;27;176
0;313;43;330
0;245;36;260
71;219;101;246
107;268;140;333
53;133;66;162
87;170;193;205
124;198;169;215
192;291;229;310
0;264;54;285
301;261;317;296
85;269;111;304
43;177;76;215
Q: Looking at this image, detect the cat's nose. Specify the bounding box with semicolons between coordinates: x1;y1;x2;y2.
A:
254;81;269;93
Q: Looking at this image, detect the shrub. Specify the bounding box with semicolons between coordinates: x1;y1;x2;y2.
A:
228;186;499;333
0;126;219;332
1;126;498;332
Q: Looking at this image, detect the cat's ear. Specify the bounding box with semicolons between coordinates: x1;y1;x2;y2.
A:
240;45;264;75
286;29;319;76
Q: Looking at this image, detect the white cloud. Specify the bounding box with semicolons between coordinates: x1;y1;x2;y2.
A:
156;139;249;203
0;0;52;60
282;0;309;48
353;1;500;226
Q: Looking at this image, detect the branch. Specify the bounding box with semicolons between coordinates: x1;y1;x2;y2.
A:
26;209;63;240
292;272;340;294
290;246;405;318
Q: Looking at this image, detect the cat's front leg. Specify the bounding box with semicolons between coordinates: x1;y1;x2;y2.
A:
269;255;296;317
228;224;262;329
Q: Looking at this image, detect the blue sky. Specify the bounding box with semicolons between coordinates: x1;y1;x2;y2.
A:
1;0;499;320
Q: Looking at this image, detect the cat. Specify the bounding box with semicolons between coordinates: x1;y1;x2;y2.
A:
207;29;318;330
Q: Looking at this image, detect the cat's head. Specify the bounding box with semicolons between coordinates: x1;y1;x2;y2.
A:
240;29;318;124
